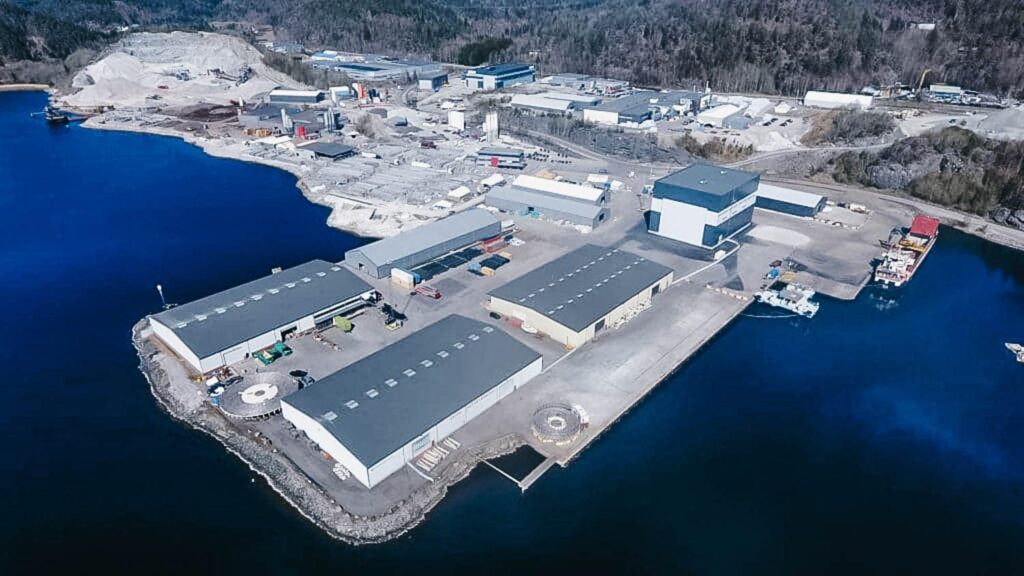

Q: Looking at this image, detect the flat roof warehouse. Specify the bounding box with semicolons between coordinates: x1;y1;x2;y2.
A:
282;315;542;467
151;260;372;359
488;244;673;332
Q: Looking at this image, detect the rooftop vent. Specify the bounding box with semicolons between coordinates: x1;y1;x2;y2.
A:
234;301;246;307
215;308;226;314
345;400;359;409
331;266;341;271
251;294;263;301
467;334;480;341
453;342;465;350
285;283;296;289
403;368;416;377
436;350;450;359
195;314;207;321
366;389;379;398
268;288;280;294
385;378;398;388
316;272;326;277
482;326;494;333
323;411;338;421
420;359;434;368
301;277;311;283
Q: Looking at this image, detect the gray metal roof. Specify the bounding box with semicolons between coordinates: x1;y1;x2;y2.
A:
488;244;673;332
477;147;523;157
486;187;604;220
152;260;373;359
304;141;355;158
656;164;759;197
282;315;541;466
346;209;499;268
591;91;657;114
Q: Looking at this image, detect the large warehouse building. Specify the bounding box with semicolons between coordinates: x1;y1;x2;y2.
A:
150;260;375;374
486;186;610;228
583;91;656;126
463;64;536;91
803;90;873;110
647;164;759;249
344;209;501;279
511;174;607;205
281;315;543;489
488;245;673;349
755;183;827;217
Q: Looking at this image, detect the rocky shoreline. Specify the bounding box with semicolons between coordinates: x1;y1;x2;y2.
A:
132;319;524;545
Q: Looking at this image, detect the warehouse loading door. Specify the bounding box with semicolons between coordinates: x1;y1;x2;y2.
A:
222;346;247;366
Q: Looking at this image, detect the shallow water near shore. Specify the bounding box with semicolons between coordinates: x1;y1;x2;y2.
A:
3;91;1024;574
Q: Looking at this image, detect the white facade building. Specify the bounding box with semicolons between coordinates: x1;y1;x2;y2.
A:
803;91;873;110
150;260;374;373
647;164;761;248
281;315;542;489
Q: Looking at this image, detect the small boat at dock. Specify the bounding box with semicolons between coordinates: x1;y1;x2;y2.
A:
1005;343;1024;364
754;281;820;318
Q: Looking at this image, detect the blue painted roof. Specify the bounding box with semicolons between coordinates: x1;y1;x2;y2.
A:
470;63;532;76
653;164;759;212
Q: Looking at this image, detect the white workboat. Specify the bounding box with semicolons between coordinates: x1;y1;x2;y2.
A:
754;282;820;318
1005;343;1024;364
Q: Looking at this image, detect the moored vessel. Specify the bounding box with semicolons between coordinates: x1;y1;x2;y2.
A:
874;214;940;287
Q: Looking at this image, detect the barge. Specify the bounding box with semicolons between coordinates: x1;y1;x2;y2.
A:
874;214;940;287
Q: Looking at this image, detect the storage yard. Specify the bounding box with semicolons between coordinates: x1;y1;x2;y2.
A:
94;31;1024;544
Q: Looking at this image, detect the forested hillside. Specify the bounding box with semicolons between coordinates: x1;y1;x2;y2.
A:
3;0;1024;97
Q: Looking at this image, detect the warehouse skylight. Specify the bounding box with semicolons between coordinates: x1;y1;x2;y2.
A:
403;368;416;377
420;359;434;368
385;378;398;387
323;411;337;421
436;350;449;359
345;400;359;409
366;389;379;398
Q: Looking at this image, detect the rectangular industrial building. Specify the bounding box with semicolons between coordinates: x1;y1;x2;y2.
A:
647;164;759;248
755;183;826;217
488;245;673;349
511;174;606;205
583;91;656;126
150;260;375;374
477;147;527;169
344;209;501;278
418;72;448;91
463;64;536;91
510;94;574;114
268;89;325;105
281;315;543;488
299;141;356;160
697;104;743;128
486;186;609;229
803;90;873;110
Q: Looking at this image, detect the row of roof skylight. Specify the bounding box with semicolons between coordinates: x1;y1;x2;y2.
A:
172;265;350;329
320;326;496;424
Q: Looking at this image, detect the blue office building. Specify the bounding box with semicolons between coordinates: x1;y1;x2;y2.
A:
463;64;536;91
647;164;759;248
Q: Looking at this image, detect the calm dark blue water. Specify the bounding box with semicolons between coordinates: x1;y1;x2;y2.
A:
2;91;1023;575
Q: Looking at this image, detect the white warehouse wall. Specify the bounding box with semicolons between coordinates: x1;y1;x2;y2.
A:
286;356;544;489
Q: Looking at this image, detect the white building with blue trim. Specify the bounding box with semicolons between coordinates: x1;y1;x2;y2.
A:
647;164;759;249
463;64;535;91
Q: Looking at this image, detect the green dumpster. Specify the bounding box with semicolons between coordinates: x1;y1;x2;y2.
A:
333;315;353;332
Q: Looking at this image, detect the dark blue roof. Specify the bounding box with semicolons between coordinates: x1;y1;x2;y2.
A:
653;164;759;212
471;63;531;76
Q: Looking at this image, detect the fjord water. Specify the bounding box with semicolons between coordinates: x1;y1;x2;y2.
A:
2;91;1023;574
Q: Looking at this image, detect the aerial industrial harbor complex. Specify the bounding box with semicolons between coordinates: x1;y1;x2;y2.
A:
64;30;1017;544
